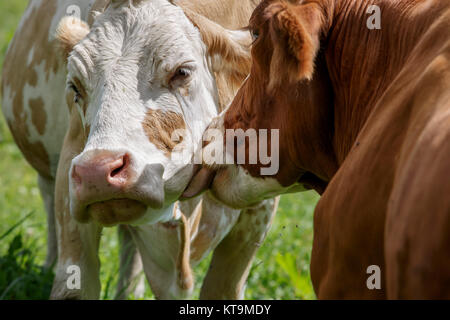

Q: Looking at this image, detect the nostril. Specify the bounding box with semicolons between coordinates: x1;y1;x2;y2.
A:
110;154;129;178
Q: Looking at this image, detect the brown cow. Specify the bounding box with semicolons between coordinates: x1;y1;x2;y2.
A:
186;0;450;299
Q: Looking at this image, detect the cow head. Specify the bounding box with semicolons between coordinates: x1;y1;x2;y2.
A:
184;0;339;209
56;0;251;226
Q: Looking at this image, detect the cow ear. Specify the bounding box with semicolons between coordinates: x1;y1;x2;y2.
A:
207;28;252;75
182;8;252;78
56;16;90;60
265;2;325;89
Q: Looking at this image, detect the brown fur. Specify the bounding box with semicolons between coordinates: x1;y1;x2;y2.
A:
265;1;323;88
55;16;90;60
177;213;193;290
177;0;260;108
220;0;450;298
177;0;261;30
180;5;253;109
142;109;186;155
29;97;47;135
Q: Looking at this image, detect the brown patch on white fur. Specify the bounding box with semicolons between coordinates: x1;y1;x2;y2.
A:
142;109;186;155
56;16;90;60
29;97;47;135
1;0;61;179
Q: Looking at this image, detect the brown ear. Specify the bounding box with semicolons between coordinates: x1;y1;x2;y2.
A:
181;7;252;109
56;16;90;60
181;8;252;78
266;2;325;89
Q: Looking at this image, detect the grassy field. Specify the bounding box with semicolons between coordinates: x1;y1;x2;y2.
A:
0;0;319;300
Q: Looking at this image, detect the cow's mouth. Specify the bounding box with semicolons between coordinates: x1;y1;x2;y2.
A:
298;172;328;195
87;199;147;227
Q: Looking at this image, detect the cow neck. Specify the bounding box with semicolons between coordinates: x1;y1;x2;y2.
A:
323;0;441;164
227;53;339;186
291;52;339;184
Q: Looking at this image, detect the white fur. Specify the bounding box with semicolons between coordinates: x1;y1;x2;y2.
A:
210;165;296;209
68;0;219;223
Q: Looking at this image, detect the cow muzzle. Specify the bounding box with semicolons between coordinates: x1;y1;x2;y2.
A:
69;149;165;226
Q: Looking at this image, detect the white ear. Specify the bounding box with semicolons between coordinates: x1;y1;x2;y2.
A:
56;16;90;58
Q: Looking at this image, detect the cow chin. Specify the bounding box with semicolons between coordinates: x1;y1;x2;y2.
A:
208;165;285;210
87;199;147;227
71;196;175;227
70;189;170;227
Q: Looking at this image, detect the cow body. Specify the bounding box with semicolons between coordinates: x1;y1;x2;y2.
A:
2;0;89;270
2;0;279;300
189;0;450;298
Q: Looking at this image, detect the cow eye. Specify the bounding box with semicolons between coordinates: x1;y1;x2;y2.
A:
251;29;259;42
68;82;82;104
170;67;192;84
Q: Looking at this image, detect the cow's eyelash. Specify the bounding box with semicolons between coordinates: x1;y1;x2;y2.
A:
68;81;81;95
169;65;195;84
249;28;260;45
68;81;83;104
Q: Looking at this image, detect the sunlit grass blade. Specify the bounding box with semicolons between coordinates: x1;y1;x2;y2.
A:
0;211;34;241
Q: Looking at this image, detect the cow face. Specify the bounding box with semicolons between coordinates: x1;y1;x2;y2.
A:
185;0;337;209
56;0;251;226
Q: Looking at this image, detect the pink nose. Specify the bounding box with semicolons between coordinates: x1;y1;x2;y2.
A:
72;153;132;194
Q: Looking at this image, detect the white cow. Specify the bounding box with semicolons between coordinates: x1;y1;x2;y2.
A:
1;0;278;299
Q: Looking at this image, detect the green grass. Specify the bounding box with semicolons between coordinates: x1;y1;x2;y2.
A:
0;0;319;300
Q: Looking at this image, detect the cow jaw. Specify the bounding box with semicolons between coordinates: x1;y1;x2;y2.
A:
185;164;308;209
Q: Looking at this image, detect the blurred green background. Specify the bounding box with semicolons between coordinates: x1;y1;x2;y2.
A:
0;0;319;300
